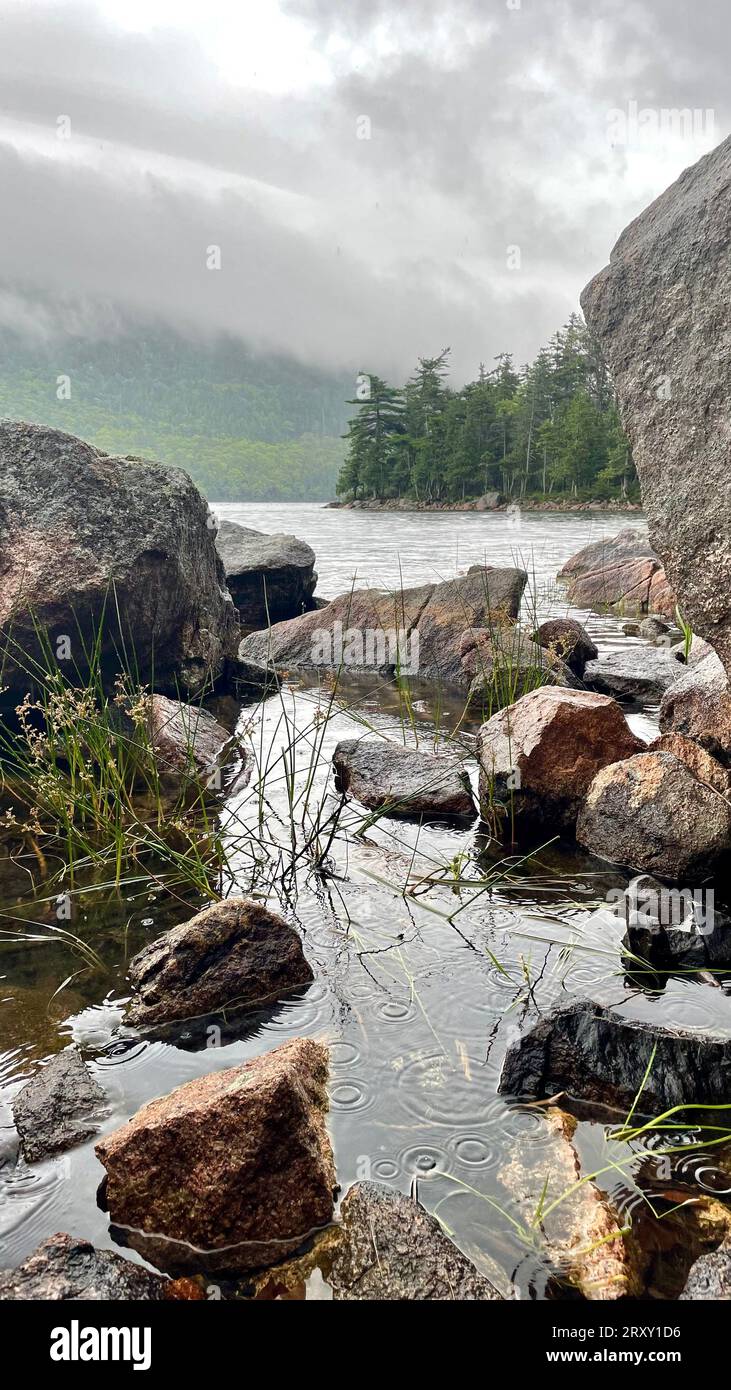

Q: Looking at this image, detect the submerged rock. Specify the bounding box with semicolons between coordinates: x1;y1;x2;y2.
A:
215;518;317;627
499;1107;645;1299
558;528;675;617
239;567;526;688
576;750;731;880
499;999;731;1116
146;694;241;786
330;1182;502;1300
581;136;731;676
124;898;314;1030
583;648;681;701
332;739;474;818
659;649;731;763
13;1047;106;1162
534;617;597;676
0;1232;183;1300
680;1239;731;1300
477;686;643;832
0;421;238;701
95;1037;335;1274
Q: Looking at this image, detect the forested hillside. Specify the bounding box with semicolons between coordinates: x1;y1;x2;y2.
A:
0;332;351;500
338;315;637;503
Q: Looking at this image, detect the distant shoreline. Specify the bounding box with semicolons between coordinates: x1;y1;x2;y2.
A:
325;497;642;515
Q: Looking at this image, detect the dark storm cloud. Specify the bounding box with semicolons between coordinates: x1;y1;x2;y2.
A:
0;0;727;380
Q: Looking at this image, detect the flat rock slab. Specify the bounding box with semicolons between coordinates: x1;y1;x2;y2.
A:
330;1182;502;1300
576;750;731;880
581;136;731;676
499;1000;731;1117
583;648;681;701
239;566;526;689
498;1108;645;1298
215;518;317;626
332;739;474;817
0;1232;177;1300
13;1047;107;1162
95;1037;335;1275
125;897;314;1029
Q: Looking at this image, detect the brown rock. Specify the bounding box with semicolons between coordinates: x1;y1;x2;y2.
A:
498;1108;645;1299
558;527;675;616
95;1038;335;1275
576;750;731;879
125;898;314;1029
659;650;731;762
146;694;241;785
534;617;598;676
648;733;731;798
477;686;643;831
330;1182;502;1300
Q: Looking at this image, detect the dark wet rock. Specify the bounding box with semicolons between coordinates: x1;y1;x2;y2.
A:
95;1037;335;1275
0;421;238;701
659;650;731;764
534;618;597;676
581;136;731;676
583;648;681;700
499;1107;645;1298
639;616;671;642
558;528;675;617
618;873;731;974
477;686;643;832
330;1182;502;1300
0;1232;176;1300
332;739;474;818
239;567;526;688
499;999;731;1116
125;898;314;1030
215;518;317;627
648;733;731;797
465;628;579;711
146;694;242;786
13;1047;106;1162
680;1239;731;1299
576;750;731;879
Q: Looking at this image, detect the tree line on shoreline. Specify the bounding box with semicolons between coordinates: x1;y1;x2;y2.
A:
337;314;638;504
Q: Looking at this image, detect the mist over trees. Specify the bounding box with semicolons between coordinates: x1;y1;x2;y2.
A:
338;315;636;503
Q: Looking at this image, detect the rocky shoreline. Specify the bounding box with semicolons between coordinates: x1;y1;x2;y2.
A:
326;495;642;514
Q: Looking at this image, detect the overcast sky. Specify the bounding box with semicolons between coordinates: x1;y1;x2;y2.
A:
0;0;726;381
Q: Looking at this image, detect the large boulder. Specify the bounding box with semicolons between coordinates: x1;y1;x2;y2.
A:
581;137;731;673
239;567;526;688
534;617;597;676
12;1047;106;1162
576;750;731;879
215;518;317;627
558;528;675;617
0;422;238;699
330;1182;502;1300
659;649;731;763
499;1000;731;1116
332;739;474;818
125;898;314;1030
583;647;682;701
647;732;731;797
95;1037;335;1274
477;686;643;832
0;1232;186;1300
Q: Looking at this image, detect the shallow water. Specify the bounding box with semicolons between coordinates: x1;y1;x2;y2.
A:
1;505;728;1298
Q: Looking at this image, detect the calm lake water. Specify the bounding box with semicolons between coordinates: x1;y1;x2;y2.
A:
1;505;727;1299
